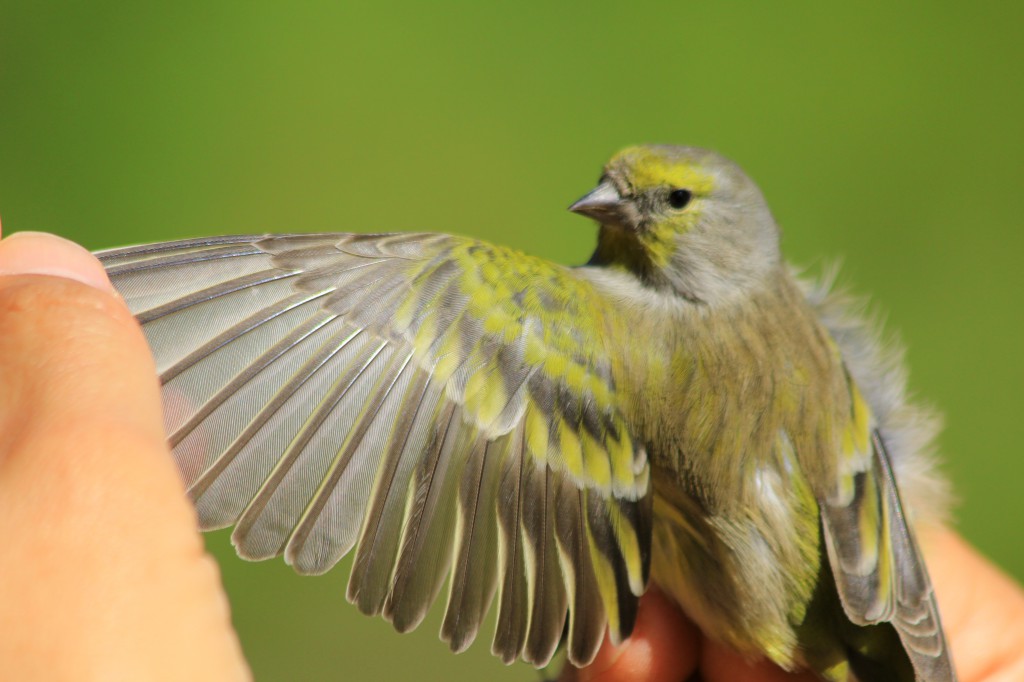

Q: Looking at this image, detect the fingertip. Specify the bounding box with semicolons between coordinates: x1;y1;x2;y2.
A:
0;231;116;294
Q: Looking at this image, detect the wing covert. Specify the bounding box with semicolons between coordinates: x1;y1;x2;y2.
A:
97;232;652;666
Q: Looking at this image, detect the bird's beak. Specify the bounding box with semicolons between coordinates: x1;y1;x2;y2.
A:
568;181;625;223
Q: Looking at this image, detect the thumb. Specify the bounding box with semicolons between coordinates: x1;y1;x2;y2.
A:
0;231;250;681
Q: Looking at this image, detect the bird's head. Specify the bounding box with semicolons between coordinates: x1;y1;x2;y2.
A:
571;145;781;304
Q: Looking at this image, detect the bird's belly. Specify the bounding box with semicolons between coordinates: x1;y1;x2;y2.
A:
649;492;754;654
648;487;811;669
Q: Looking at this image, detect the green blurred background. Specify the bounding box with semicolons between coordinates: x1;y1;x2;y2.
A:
2;2;1021;679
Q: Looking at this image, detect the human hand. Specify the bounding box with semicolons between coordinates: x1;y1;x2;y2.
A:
561;528;1024;681
0;230;251;681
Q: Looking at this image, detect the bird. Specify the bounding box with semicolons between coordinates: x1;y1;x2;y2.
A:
96;145;955;681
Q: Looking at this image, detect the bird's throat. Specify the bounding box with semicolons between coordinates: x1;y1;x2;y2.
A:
588;225;665;286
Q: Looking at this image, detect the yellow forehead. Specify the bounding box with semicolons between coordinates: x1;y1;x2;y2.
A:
610;146;716;194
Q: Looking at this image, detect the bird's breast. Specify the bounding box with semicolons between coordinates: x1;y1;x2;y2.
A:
623;271;851;512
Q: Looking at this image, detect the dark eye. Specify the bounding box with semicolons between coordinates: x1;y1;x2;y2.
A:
668;189;692;209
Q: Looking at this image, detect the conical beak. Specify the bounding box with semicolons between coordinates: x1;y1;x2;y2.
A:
568;181;624;222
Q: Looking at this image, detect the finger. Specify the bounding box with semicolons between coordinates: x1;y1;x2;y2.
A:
565;588;699;682
0;233;158;443
0;232;251;681
921;528;1024;682
0;230;116;293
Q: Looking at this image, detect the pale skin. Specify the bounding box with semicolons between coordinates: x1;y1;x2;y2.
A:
0;231;1021;681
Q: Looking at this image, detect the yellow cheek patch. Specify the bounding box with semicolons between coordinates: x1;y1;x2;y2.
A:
611;146;716;195
642;220;687;268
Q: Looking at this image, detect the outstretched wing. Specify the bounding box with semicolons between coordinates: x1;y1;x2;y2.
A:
820;381;956;681
97;232;651;667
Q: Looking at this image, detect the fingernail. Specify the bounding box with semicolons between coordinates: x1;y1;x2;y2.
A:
0;231;116;294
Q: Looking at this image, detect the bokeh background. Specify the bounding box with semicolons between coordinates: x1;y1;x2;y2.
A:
2;2;1021;680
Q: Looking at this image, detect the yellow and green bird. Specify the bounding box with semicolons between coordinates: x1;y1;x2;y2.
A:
97;145;955;681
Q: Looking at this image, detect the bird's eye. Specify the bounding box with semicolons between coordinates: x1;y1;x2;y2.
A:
668;189;692;210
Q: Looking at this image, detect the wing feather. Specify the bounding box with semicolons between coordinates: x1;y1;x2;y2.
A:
440;434;502;653
491;426;532;664
159;291;330;383
522;464;568;667
284;345;411;574
382;400;460;633
556;480;606;667
348;361;434;612
821;381;955;681
177;313;350;497
227;331;389;558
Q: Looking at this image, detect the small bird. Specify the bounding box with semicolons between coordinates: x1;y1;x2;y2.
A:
97;145;955;681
